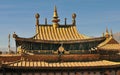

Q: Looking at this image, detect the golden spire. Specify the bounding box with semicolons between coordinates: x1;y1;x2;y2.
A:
72;13;76;25
53;6;58;18
35;13;40;25
35;13;40;34
52;6;60;28
105;27;109;38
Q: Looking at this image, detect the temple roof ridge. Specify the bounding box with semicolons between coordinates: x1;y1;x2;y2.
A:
97;36;119;47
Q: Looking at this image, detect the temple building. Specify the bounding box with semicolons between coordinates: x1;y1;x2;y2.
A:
0;6;120;75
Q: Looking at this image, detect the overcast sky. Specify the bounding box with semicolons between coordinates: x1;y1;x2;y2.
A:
0;0;120;48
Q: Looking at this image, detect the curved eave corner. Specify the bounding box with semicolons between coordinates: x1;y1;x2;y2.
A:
97;36;119;48
14;36;106;44
13;33;35;41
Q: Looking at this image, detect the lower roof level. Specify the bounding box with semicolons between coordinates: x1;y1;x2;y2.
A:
1;60;120;70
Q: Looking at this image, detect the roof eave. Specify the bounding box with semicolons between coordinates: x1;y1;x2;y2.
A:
15;37;106;44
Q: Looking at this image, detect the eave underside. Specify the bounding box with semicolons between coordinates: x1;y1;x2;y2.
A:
14;37;106;44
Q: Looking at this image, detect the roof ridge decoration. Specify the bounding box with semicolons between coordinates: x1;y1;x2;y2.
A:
105;27;110;38
98;28;119;47
97;36;119;47
13;6;92;43
52;6;60;28
72;13;76;25
33;6;89;41
35;13;40;26
35;13;40;36
110;29;113;37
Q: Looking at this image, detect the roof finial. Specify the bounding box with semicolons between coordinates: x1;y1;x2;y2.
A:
72;13;76;25
8;34;11;54
65;18;67;25
52;6;60;28
53;5;58;18
105;27;109;38
110;29;113;37
35;13;40;35
45;18;47;25
35;13;40;25
106;27;108;33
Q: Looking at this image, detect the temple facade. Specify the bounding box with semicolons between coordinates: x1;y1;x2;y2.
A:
0;6;120;75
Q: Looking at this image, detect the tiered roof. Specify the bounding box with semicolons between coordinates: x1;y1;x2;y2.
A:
1;6;120;71
34;7;88;41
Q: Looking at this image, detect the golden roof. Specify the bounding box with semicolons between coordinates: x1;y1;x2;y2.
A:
97;36;120;51
5;60;120;69
34;6;89;41
97;36;118;47
13;7;108;43
98;44;120;51
34;25;89;41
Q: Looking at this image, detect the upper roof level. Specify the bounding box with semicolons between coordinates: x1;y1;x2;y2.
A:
34;6;89;41
13;6;108;43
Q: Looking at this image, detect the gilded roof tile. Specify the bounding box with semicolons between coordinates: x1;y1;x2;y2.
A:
98;44;120;51
98;36;118;47
6;60;120;68
34;25;89;41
